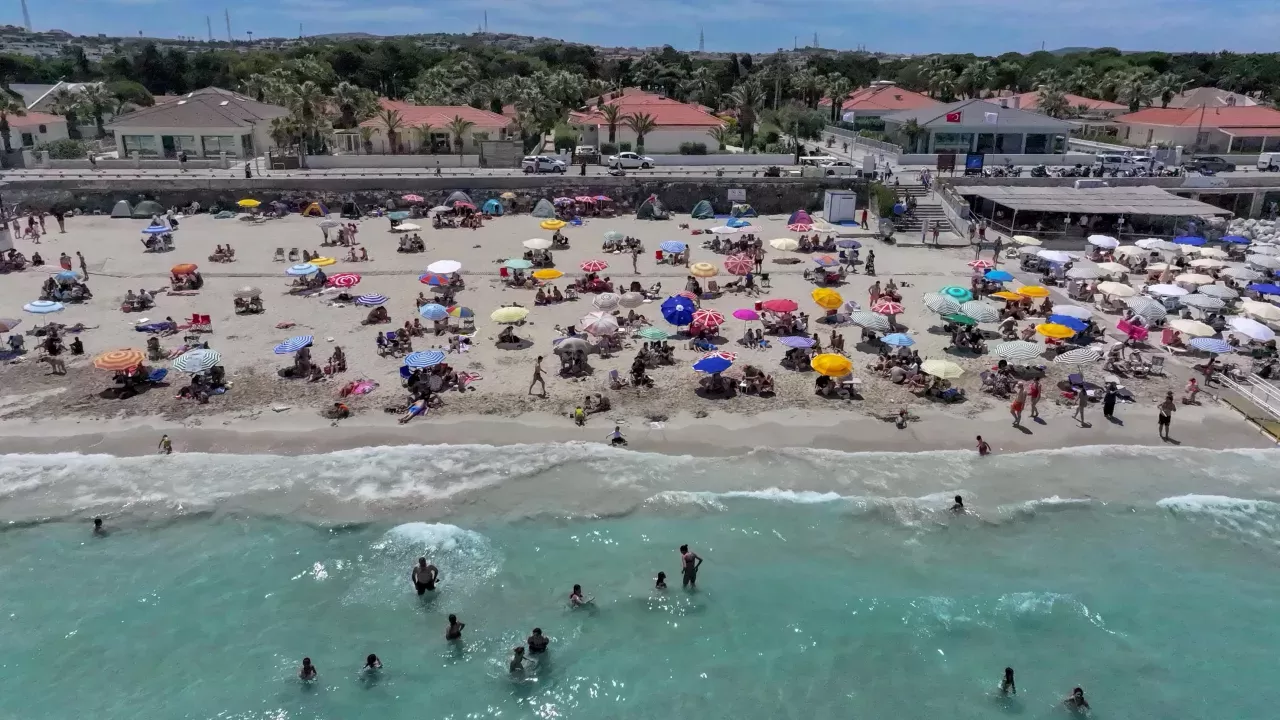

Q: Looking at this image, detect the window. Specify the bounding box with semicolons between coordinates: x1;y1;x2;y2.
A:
21;132;34;148
38;124;47;134
1023;134;1049;154
201;136;238;157
122;134;159;156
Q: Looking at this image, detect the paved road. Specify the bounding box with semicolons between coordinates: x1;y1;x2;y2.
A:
0;164;792;182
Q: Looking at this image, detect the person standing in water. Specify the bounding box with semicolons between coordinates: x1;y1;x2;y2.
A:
679;545;702;588
411;557;439;595
92;517;106;536
363;654;382;672
976;436;991;456
298;657;317;681
509;646;526;673
527;628;549;654
445;614;465;640
158;434;173;455
1063;687;1090;712
655;571;667;590
569;584;592;606
1000;667;1016;694
951;495;965;513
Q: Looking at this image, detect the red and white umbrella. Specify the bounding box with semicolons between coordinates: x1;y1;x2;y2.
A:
327;272;361;288
691;309;725;328
579;311;620;336
402;194;424;203
787;223;813;232
580;259;609;272
967;259;995;270
675;290;699;301
574;195;595;203
702;350;737;362
724;254;754;275
872;299;904;315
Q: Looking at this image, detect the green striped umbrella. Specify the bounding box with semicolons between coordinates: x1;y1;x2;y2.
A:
636;327;670;340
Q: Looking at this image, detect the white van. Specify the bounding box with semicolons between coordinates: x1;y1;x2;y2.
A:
1094;154;1137;172
1258;152;1280;171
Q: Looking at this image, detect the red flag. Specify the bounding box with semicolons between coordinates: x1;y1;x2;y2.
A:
945;111;962;123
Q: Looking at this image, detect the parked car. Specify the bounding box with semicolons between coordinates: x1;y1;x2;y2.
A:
1183;155;1236;173
1127;154;1165;171
1093;154;1138;172
521;155;566;174
1257;152;1280;171
608;152;655;170
819;160;859;176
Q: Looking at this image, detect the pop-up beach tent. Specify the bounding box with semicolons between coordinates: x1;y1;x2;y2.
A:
730;203;757;218
301;202;329;217
482;198;504;215
110;200;133;218
787;209;813;226
446;190;474;207
691;200;715;219
132;200;164;218
636;194;670;220
531;198;556;218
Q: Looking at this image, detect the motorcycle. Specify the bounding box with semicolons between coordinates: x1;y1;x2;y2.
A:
1030;164;1048;178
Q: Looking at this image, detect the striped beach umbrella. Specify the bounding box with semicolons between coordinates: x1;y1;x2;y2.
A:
849;310;891;332
994;341;1043;362
1053;346;1104;365
580;259;609;273
327;272;361;288
580;311;620;336
691;309;725;328
786;223;812;232
592;292;620;310
355;294;389;306
93;348;145;371
959;301;1000;323
923;292;962;315
882;333;914;347
1179;294;1225;311
419;272;451;286
871;300;904;315
405;350;446;368
1196;284;1237;300
690;262;718;278
660;241;687;253
619;292;645;308
813;255;839;268
0;318;21;333
23;300;63;314
778;335;815;348
447;305;474;318
967;259;995;270
1124;296;1167;322
172;348;222;373
286;263;319;276
637;326;670;340
674;290;699;302
274;336;313;354
419;304;449;321
724;254;754;275
1189;337;1231;355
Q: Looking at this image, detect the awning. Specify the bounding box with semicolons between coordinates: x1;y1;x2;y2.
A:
1219;127;1280;137
958;185;1232;216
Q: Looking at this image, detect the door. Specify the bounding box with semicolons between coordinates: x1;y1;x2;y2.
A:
161;136;177;158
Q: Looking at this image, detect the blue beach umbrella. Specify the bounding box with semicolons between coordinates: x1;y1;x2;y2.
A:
835;239;862;249
661;296;695;326
504;258;534;270
693;355;734;373
286;263;319;276
726;217;751;228
419;272;450;286
882;333;915;347
941;286;973;302
388;211;410;221
141;224;172;234
274;335;313;354
23;300;64;314
1220;235;1251;245
778;335;815;348
55;270;80;282
419;303;449;321
813;256;840;268
984;269;1014;282
405;350;446;368
1173;235;1206;246
660;241;687;254
1247;283;1280;296
1047;314;1088;332
355;294;389;306
1189;337;1231;354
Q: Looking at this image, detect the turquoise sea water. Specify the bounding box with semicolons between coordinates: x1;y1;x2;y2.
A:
1;445;1279;720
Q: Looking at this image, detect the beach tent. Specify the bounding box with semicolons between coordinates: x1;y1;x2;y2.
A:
531;198;557;218
340;201;364;218
301;202;328;217
730;203;757;218
636;194;670;220
726;217;751;228
482;198;504;216
788;209;813;226
691;200;715;219
446;190;474;207
110;200;133;218
132;200;164;218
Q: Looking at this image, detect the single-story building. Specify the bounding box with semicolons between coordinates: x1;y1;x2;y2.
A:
570;88;724;153
882;99;1073;155
1165;87;1259;109
820;82;938;127
104;87;289;158
1113;105;1280;153
9;80;107;137
8;111;69;148
997;91;1126;119
347;101;515;154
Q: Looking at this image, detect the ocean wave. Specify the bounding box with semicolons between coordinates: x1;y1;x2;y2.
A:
1158;495;1280;546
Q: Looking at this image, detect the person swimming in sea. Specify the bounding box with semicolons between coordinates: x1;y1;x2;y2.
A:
509;646;526;673
527;628;549;654
569;584;592;607
446;614;465;640
1000;667;1016;695
1064;687;1090;712
158;434;173;455
298;657;317;681
363;654;382;672
680;545;702;588
951;495;965;513
93;517;106;536
655;571;667;590
411;557;439;595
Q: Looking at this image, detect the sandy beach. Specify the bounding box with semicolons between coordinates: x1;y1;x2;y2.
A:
0;207;1271;455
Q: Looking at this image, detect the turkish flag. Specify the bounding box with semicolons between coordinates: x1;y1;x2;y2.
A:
945;111;962;123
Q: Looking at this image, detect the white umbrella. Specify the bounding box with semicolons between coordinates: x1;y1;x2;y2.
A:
1037;249;1072;263
1096;262;1130;276
1097;281;1136;297
1011;235;1042;246
1223;266;1263;281
770;238;798;251
1018;246;1042;256
710;226;741;235
1087;235;1119;249
1146;262;1176;273
1197;284;1238;300
523;238;552;250
430;205;450;214
1193;247;1228;259
427;259;461;274
395;222;421;232
1168;318;1215;337
619;292;645;309
1175;273;1215;286
994;340;1043;362
1242;299;1280;322
1228;316;1275;342
1054;346;1104;365
1052;305;1092;320
1247;254;1280;269
959;301;1000;323
1136;238;1181;253
234;286;262;299
1147;283;1188;297
1250;245;1280;257
592;292;620;311
1180;294;1225;311
1114;246;1146;258
922;292;962;315
579;311;619;336
319;219;340;229
1190;258;1226;269
1067;266;1103;280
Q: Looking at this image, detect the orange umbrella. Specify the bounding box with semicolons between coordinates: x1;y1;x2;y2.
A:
1017;286;1050;298
992;291;1022;301
93;348;146;371
171;263;198;275
1036;323;1075;339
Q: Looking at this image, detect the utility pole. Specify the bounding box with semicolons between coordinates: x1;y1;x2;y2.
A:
484;11;488;32
813;31;818;48
225;9;232;42
206;15;213;41
698;26;704;52
20;0;32;32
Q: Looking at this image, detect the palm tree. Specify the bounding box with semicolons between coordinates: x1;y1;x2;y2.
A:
1151;73;1184;108
412;123;436;154
375;108;405;154
1066;66;1096;96
333;81;378;129
681;66;719;109
623;112;658;154
794;68;822;108
357;126;375;155
1037;87;1070;119
269;115;301;151
74;84;113;139
48;88;82;139
959;60;994;98
930;69;958;102
599;104;623;145
708;125;733;152
0;93;26;153
824;74;854;123
899;119;925;153
723;80;766;150
446;115;476;156
918;56;947;97
1117;70;1155;112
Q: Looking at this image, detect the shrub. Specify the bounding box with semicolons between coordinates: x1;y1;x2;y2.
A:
618;141;632;152
600;142;618;155
38;138;90;160
870;182;897;219
553;132;576;154
678;142;708;155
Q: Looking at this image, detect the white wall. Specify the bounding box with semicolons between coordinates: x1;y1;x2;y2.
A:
306;155;482;169
640;153;795;166
358;126;509;155
13;119;69;147
896;153;1096;166
612;126;719;153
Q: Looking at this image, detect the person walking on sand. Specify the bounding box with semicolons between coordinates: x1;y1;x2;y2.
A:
859;208;869;229
77;251;88;277
158;434;173;455
1027;377;1041;420
630;247;640;274
1072;388;1088;426
1158;391;1176;440
528;356;546;397
1010;382;1026;426
1102;381;1118;420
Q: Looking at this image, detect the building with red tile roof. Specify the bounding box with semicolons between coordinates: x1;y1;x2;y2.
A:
1114;105;1280;153
818;83;939;118
354;100;516;154
998;91;1126;117
9;111;68;148
569;88;724;153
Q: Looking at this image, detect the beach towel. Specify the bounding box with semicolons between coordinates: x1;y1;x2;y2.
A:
458;371;482;388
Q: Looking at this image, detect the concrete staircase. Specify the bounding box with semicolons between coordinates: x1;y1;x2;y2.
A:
889;184;949;236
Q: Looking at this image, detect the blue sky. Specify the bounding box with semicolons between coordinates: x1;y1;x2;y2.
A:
17;0;1280;54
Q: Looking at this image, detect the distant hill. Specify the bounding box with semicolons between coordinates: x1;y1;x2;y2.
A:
311;32;381;39
1047;47;1095;55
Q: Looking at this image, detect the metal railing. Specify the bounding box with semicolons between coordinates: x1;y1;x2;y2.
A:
823;126;903;156
1218;373;1280;423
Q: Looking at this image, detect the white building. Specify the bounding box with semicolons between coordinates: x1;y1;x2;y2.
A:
7;111;69;149
103;87;288;158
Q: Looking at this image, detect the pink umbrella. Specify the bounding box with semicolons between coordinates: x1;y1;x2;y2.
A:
967;259;995;270
581;259;609;272
692;309;725;328
574;195;595;203
872;300;904;315
732;308;759;321
762;298;798;313
327;272;361;288
787;223;813;232
402;194;424;203
724;254;754;275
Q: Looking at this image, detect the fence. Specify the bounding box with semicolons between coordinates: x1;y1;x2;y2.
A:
823;126;904;156
935;182;974;240
305;155;482;169
1218;373;1280;423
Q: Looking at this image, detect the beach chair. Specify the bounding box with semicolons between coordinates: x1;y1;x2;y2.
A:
608;369;628;389
759;273;771;289
654;250;664;264
1148;355;1166;375
703;281;720;299
273;247;285;262
287;248;300;262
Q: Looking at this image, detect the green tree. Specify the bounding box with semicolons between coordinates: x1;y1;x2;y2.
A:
622;111;657;154
48;88;82;139
75;83;113;138
1037;86;1070;118
899;118;925;152
1152;73;1184;108
0;92;25;153
374;107;404;154
357;125;375;155
959;60;994;98
708;125;733;151
446;114;476;156
724;80;766;150
824;74;854;123
599;103;623;144
333;81;378;129
412;123;436;153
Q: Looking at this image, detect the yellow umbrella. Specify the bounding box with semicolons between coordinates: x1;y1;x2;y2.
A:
491;306;530;324
1096;281;1136;297
237;199;260;208
310;256;336;267
1011;235;1042;246
532;268;563;280
770;238;798;251
1036;323;1075;339
690;262;718;278
1168;318;1215;337
811;287;843;310
500;192;517;199
93;348;146;371
991;291;1022;301
540;219;567;230
1017;285;1050;298
921;358;964;379
811;353;853;377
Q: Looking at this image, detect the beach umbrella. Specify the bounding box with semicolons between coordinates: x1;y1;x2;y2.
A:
1222;267;1263;281
849;310;891;332
1248;283;1280;296
762;298;799;313
661;296;695;326
941;286;973;302
1148;283;1188;297
836;301;861;315
733;308;760;321
553;337;591;356
1066;266;1103;280
393;223;422;232
690;262;718;278
620;292;645;309
882;333;914;347
274;336;313;354
770;238;798;251
319;219;340;229
942;313;978;326
430;205;451;214
1145;263;1176;274
419;304;449;321
286;263;319;276
994;341;1043;362
93;348;145;371
1011;235;1042;246
984;269;1014;282
1247;255;1280;269
959;301;1000;323
1051;305;1092;320
1175;273;1215;286
836;239;862;249
524;238;552;250
1180;294;1225;311
1252;245;1280;256
427;260;462;274
141;224;172;234
1053;346;1103;365
922;358;964;379
1197;284;1238;300
710;225;741;234
923;292;962;315
1037;250;1073;263
1169;318;1215;337
1124;296;1167;323
388;211;411;221
660;241;687;253
1087;235;1119;249
533;269;564;281
786;223;813;232
447;305;473;319
327;272;361;288
603;231;625;243
1228;316;1274;342
1189;337;1231;354
310;256;336;267
693;353;735;373
405;350;446;369
172;348;222;373
1097;281;1136;297
724;254;754;275
1046;314;1088;332
419;272;451;286
991;291;1022;302
967;259;996;270
872;300;904;316
234;286;261;299
0;318;20;333
402;194;424;203
811;354;853;377
1193;247;1229;259
692;309;725;329
1096;262;1130;275
491;306;529;324
23;300;63;314
1017;285;1050;298
637;326;671;341
811;287;843;310
1221;235;1251;245
504;258;534;270
1136;238;1180;253
593;292;620;310
675;290;699;302
55;269;81;282
581;259;609;273
580;311;620;336
1242;299;1280;321
1036;323;1075;339
595;195;612;202
1174;235;1207;246
553;197;573;205
355;294;388;306
237;199;260;208
813;255;840;268
778;335;815;348
540;219;567;230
